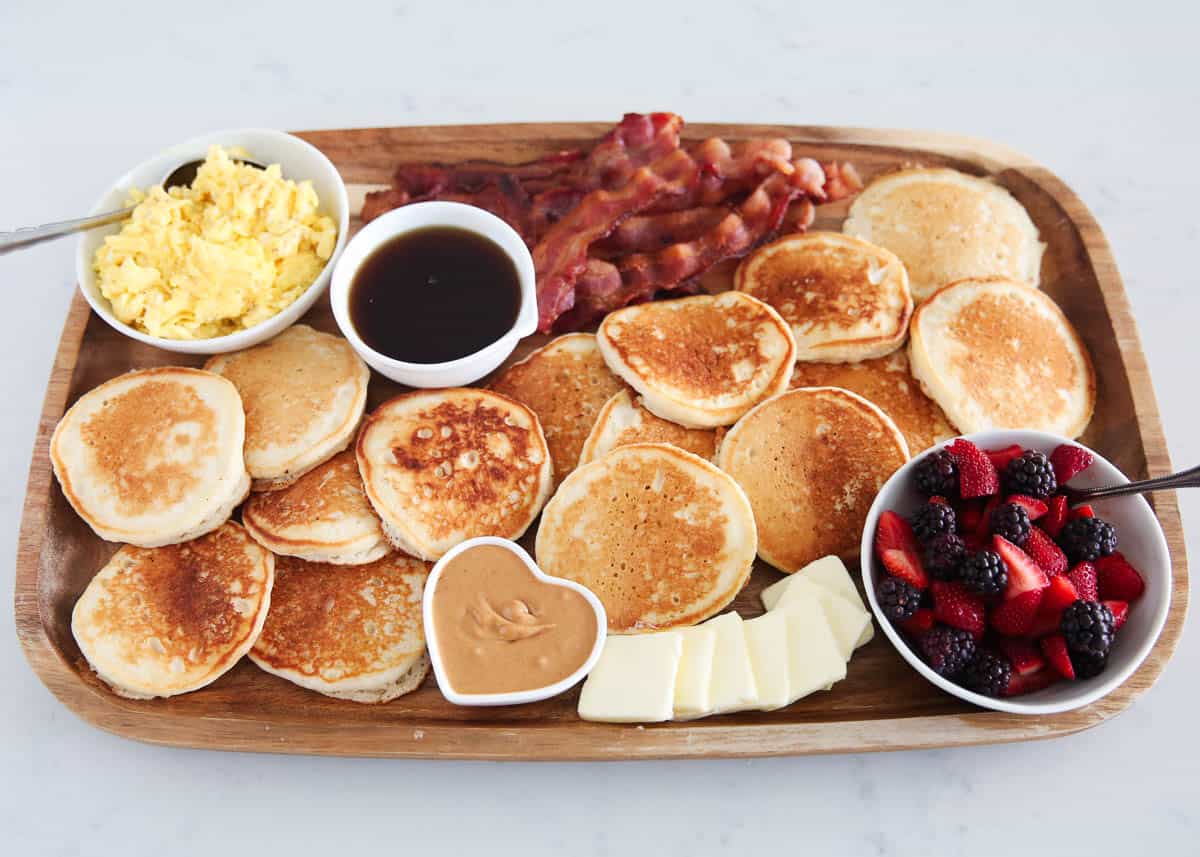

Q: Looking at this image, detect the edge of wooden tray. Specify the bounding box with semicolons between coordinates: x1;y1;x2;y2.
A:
13;124;1189;759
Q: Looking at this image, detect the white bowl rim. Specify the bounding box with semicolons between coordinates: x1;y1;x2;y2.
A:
422;536;607;707
75;127;349;352
329;201;538;373
859;429;1173;715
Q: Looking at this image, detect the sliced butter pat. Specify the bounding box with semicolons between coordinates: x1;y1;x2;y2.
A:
762;556;873;649
706;612;758;714
578;631;683;723
673;624;717;719
775;576;872;660
783;597;847;704
743;611;790;710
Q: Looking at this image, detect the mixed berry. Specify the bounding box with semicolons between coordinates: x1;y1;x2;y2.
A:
874;438;1146;699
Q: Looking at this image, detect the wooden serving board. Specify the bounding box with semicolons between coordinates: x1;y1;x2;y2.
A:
15;123;1190;760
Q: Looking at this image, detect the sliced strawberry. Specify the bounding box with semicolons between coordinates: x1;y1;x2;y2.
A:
1000;638;1046;676
1103;599;1130;631
1096;553;1146;601
991;589;1044;636
975;495;1001;542
929;495;949;506
1050;444;1095;484
985;444;1025;472
1042;495;1069;538
994;535;1050;599
958;499;985;534
899;607;935;636
1040;634;1076;679
1066;562;1098;601
949;438;1000;498
932;581;986;638
1004;666;1058;697
1006;494;1048;520
1040;574;1079;616
1024;527;1068;576
1070;504;1095;520
1025;606;1063;639
875;511;929;590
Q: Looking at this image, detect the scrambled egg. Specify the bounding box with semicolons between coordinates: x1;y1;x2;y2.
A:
94;145;338;340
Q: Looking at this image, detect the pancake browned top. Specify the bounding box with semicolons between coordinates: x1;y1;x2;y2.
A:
490;333;623;487
71;521;273;698
357;388;553;560
717;387;909;573
249;553;429;691
790;352;956;455
579;389;723;465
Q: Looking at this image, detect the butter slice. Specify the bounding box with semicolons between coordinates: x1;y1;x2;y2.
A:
783;597;847;703
743;611;791;710
761;555;862;611
774;576;872;660
578;632;683;723
673;624;717;719
706;612;758;714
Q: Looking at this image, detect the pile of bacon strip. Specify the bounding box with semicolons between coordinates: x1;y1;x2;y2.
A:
361;113;862;333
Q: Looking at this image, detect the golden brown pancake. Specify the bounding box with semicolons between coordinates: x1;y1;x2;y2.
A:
242;450;390;565
579;389;723;465
205;325;369;491
789;351;956;456
71;521;273;699
249;553;430;703
735;232;912;361
535;443;757;633
357;388;553;560
717;387;909;572
909;277;1095;436
489;332;623;487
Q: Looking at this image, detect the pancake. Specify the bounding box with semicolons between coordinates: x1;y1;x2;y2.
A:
735;232;912;362
535;443;757;633
843;168;1045;301
489;333;623;488
205;324;369;491
242;450;389;565
717;387;909;573
357;388;553;561
50;367;249;548
71;521;273;699
789;351;957;456
249;553;430;703
579;389;723;465
909;277;1096;437
596;292;796;428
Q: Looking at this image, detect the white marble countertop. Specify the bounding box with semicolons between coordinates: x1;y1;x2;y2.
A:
2;1;1196;853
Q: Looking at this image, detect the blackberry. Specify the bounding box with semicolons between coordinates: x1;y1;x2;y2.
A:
989;502;1031;546
1058;516;1118;563
960;550;1008;596
918;625;976;677
914;450;959;498
1071;651;1109;680
911;502;957;543
962;650;1013;698
1005;450;1057;499
1061;600;1115;657
876;577;921;622
924;533;967;581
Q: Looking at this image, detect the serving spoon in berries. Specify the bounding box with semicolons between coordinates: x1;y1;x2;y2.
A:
1061;463;1200;504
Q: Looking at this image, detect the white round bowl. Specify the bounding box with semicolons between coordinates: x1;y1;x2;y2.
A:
859;429;1172;715
422;537;606;707
329;202;537;388
76;128;349;355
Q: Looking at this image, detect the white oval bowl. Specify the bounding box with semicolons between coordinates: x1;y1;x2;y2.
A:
422;536;606;707
76;128;349;355
329;201;537;388
859;429;1172;715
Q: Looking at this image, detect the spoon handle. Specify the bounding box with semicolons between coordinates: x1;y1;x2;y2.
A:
1071;464;1200;502
0;207;133;255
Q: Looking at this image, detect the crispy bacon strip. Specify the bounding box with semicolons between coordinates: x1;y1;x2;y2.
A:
821;161;863;201
643;138;796;213
592;206;730;257
533;148;699;331
361;175;532;237
577;112;684;190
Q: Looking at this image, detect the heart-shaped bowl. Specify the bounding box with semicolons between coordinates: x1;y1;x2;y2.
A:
422;536;607;707
860;429;1172;715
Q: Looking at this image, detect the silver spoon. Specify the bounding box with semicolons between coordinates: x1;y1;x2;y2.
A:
0;158;265;255
1061;463;1200;505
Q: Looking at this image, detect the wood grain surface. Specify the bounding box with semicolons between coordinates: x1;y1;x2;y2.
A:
13;123;1190;759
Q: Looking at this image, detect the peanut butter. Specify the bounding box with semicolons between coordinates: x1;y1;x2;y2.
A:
432;544;598;695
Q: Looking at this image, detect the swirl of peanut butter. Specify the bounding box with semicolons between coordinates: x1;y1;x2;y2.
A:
467;592;555;641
